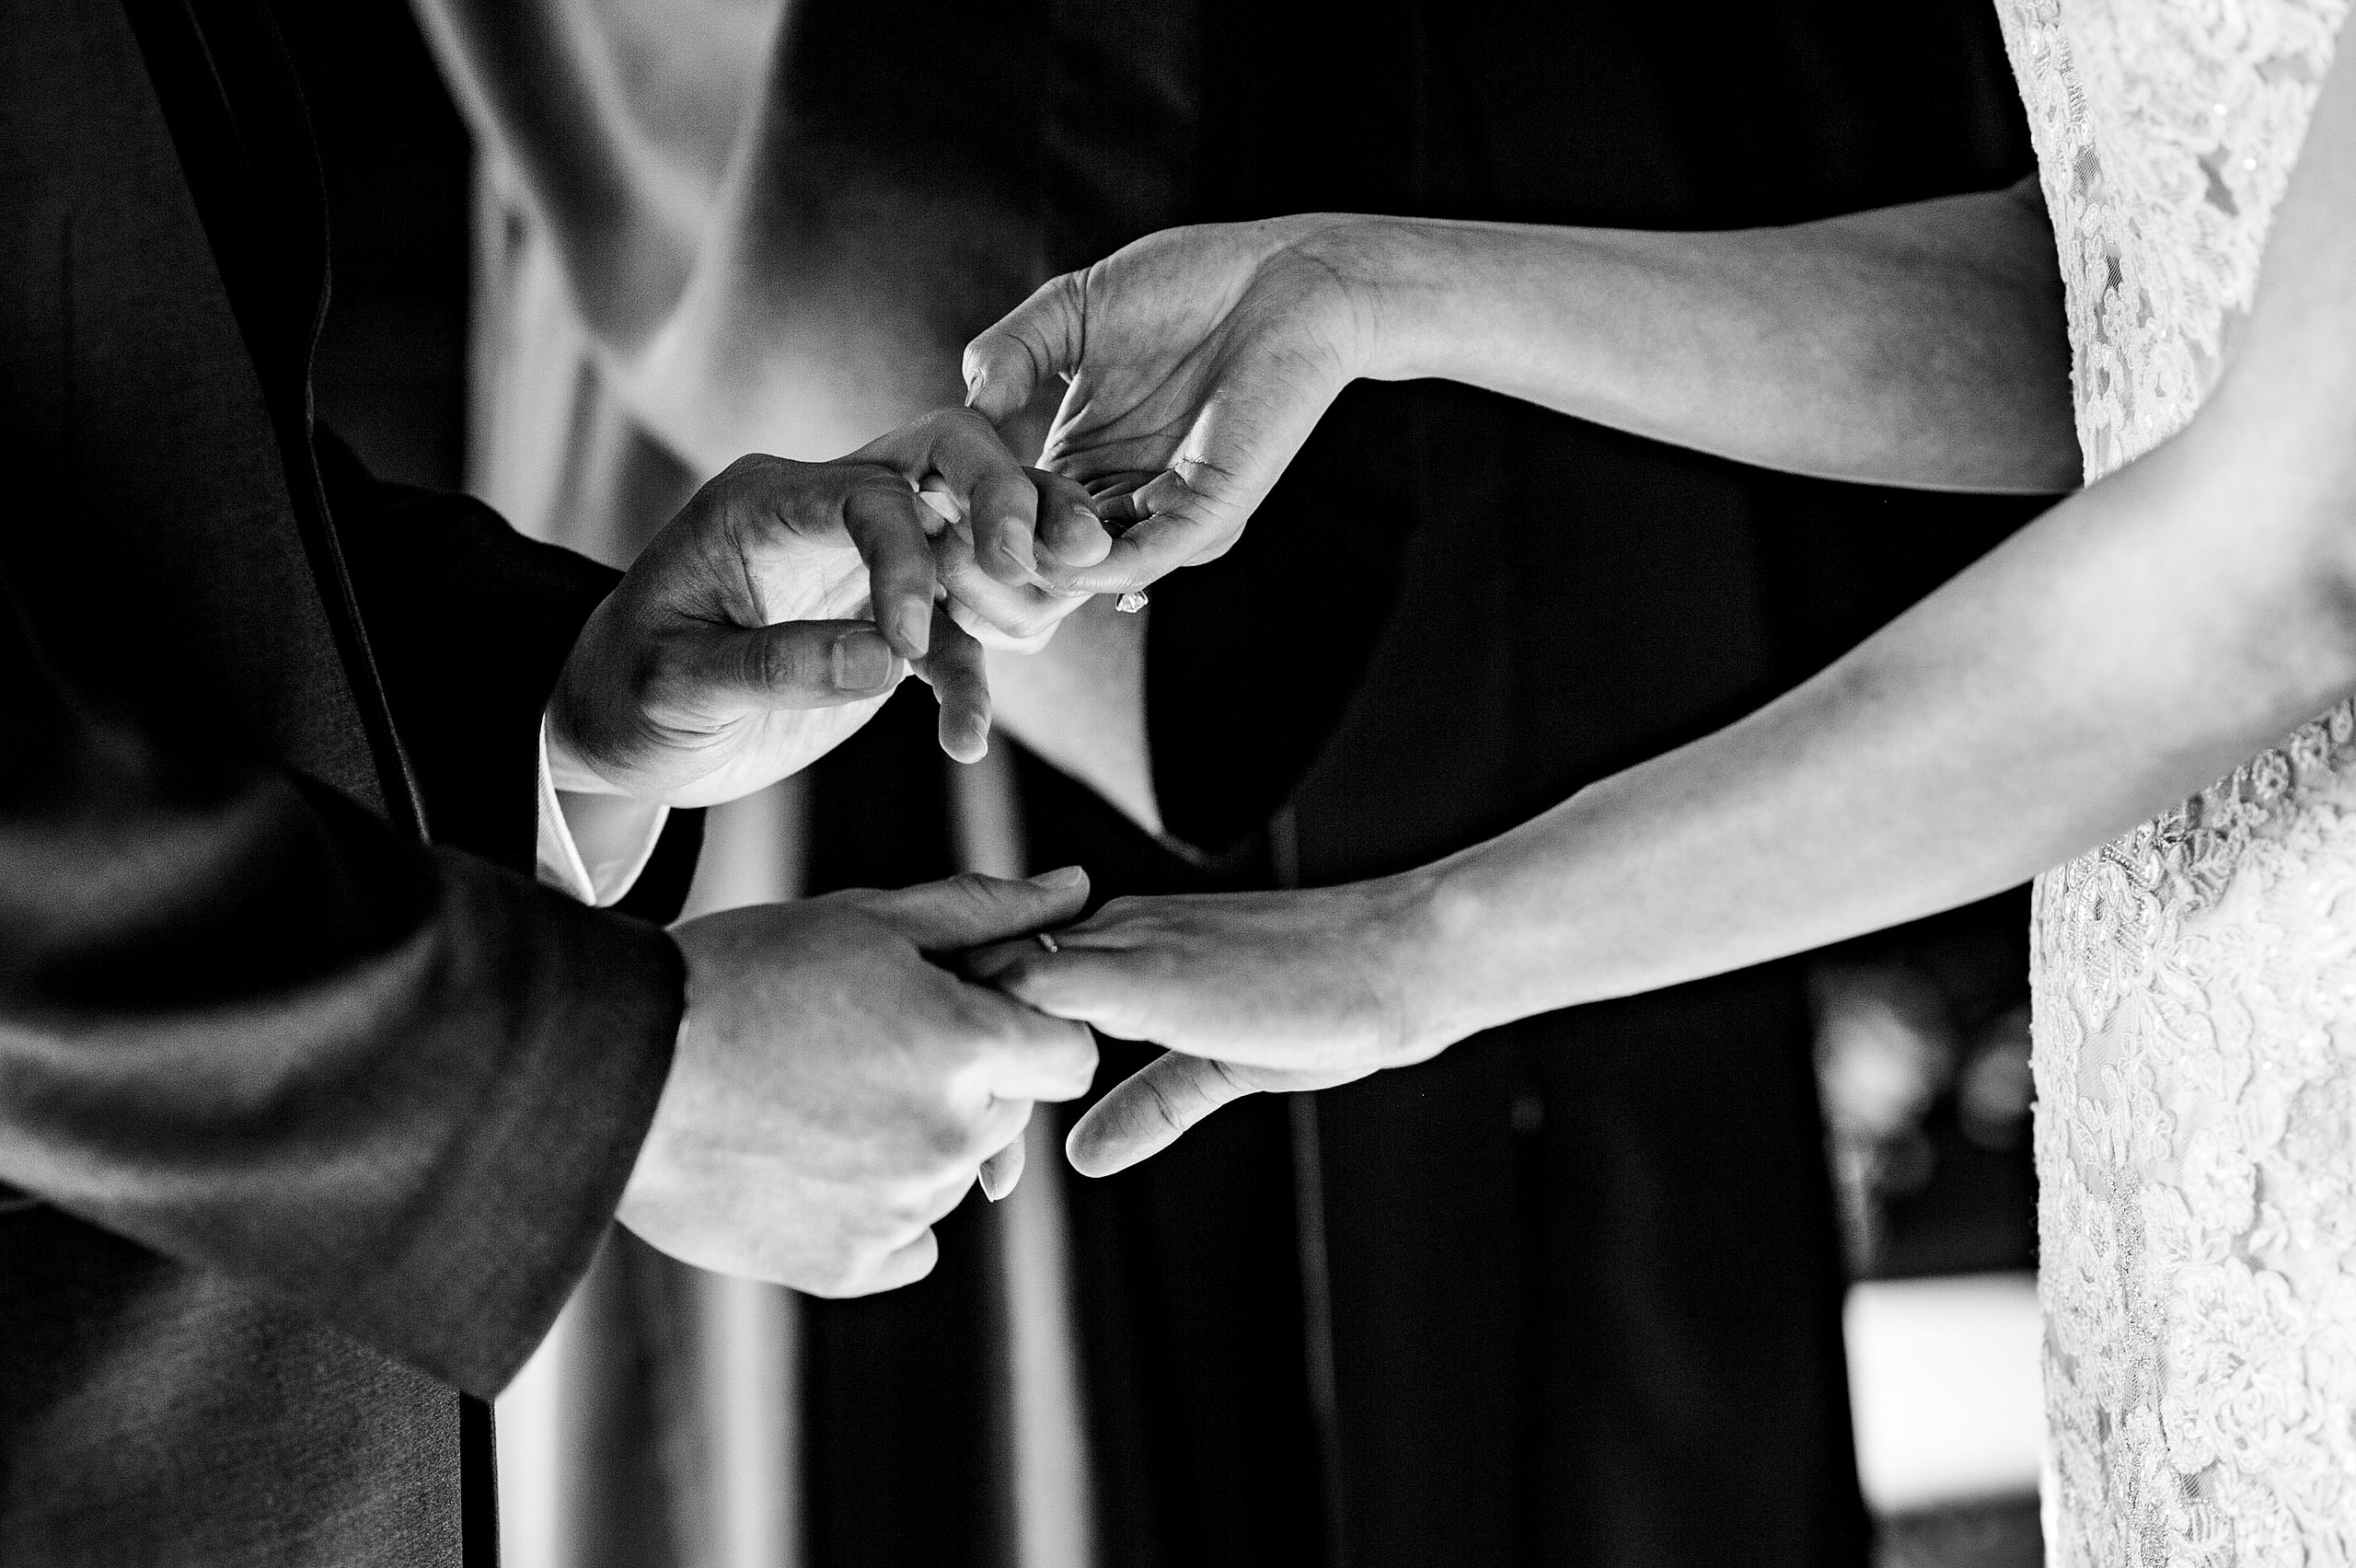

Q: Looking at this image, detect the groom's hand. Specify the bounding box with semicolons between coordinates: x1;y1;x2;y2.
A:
621;869;1100;1295
961;215;1387;598
549;409;1106;806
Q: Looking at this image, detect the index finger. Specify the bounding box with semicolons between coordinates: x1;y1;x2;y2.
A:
840;481;941;661
918;412;1115;587
923;414;1054;587
964;271;1085;426
912;605;991;763
856;409;1082;590
961;989;1101;1104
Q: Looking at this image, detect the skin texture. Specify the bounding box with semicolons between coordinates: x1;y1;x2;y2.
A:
549;410;1102;794
971;53;2356;1177
629;870;1099;1294
962;182;2078;599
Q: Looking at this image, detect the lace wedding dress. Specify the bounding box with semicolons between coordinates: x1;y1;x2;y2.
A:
1992;0;2356;1560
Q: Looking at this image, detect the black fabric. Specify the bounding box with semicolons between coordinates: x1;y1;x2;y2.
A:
0;1;699;1560
788;689;1011;1568
121;0;430;836
1015;757;1331;1568
0;550;681;1564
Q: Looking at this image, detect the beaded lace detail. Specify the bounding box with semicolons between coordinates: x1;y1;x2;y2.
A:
1992;0;2355;1562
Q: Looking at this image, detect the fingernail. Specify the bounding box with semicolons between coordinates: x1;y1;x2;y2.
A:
895;601;931;656
1000;526;1039;578
979;1169;1007;1203
832;633;895;689
1030;865;1087;890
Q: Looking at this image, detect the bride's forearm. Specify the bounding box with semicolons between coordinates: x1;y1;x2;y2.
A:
1393;402;2356;1046
1380;58;2356;1047
1314;183;2079;494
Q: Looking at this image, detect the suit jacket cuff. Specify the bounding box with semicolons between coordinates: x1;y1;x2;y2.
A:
369;850;686;1395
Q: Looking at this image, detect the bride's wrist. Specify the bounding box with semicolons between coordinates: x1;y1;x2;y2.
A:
1364;860;1504;1058
1278;215;1447;386
1384;845;1603;1052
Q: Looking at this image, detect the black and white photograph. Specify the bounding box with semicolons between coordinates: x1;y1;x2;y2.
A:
5;0;2353;1564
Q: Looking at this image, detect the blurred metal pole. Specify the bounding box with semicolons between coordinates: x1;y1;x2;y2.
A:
1271;803;1346;1568
690;1270;800;1568
679;778;807;1568
951;745;1097;1568
496;778;808;1568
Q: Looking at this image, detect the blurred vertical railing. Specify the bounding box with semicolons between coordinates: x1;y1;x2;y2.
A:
497;780;808;1568
952;747;1097;1568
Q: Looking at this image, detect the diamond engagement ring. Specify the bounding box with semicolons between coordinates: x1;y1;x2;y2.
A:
1114;591;1149;614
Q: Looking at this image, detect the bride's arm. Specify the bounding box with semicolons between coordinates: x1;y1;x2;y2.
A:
1350;180;2076;495
985;53;2356;1171
964;179;2076;598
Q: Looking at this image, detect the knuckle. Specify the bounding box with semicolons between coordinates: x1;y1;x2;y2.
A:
937;404;993;439
1135;1072;1188;1133
1051;1034;1102;1097
633;639;694;711
750;634;819;693
914;1105;978;1164
936;1113;981;1164
944;870;1003;913
807;1242;872;1299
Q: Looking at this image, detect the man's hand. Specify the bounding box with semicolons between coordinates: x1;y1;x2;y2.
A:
620;869;1100;1295
549;409;1108;806
962;216;1386;597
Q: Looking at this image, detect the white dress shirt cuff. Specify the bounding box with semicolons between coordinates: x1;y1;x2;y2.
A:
535;716;672;907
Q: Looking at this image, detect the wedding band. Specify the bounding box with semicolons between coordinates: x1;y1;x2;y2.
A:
1114;591;1149;614
1036;931;1061;954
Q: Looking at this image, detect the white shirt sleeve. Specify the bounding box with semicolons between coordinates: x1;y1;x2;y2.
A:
534;715;672;907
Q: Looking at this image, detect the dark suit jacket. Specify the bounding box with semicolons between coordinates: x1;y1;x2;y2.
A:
0;1;701;1560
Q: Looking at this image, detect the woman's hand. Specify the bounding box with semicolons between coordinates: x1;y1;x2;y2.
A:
962;216;1394;597
966;878;1453;1176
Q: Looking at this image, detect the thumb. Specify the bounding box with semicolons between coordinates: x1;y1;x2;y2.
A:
861;865;1091;952
1065;1053;1264;1177
687;620;903;710
964;273;1084;425
1068;1055;1378;1177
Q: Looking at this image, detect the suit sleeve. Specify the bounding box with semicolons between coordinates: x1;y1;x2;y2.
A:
315;427;704;919
0;581;682;1399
